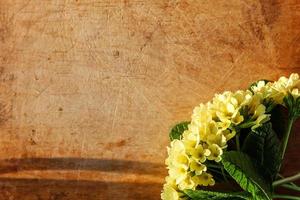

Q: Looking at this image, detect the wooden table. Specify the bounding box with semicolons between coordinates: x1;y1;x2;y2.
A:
0;0;299;199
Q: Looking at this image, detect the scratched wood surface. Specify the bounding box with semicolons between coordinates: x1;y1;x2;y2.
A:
0;0;299;199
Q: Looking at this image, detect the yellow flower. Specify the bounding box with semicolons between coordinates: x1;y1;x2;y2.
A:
166;140;189;167
189;144;210;163
161;183;180;200
207;144;223;162
182;129;200;151
212;91;250;124
197;121;219;143
291;88;300;97
251;114;270;130
222;129;236;141
233;90;253;106
217;120;231;130
190;159;207;175
191;104;213;125
178;176;196;191
206;132;227;148
231;111;244;125
192;172;215;186
251;80;273;99
161;181;188;200
169;165;188;184
271;73;300;103
165;176;177;188
165;140;190;185
252;104;266;119
247;93;263;114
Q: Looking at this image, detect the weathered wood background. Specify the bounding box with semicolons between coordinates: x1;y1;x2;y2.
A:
0;0;299;199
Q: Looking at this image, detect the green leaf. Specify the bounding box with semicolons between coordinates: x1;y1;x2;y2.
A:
222;151;272;200
184;189;252;200
242;122;281;181
169;121;190;141
270;104;288;139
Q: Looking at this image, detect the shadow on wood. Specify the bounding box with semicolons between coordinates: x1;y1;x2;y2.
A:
0;178;161;200
0;158;164;199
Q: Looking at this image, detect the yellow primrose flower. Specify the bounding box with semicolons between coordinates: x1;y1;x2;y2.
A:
252;104;266;118
291;88;300;97
166;140;189;167
251;81;273;99
251;114;270;130
231;111;244;125
191;103;213;125
190;159;207;175
165;176;177;188
247;94;263;114
233;90;253;106
182;129;200;151
169;165;188;184
212;91;249;124
282;73;300;90
206;121;219;135
207;144;223;162
271;73;300;103
192;172;215;186
197;121;219;142
169;140;185;153
178;176;196;191
161;183;180;200
206;132;227;148
189;144;211;163
174;154;189;167
165;140;190;185
251;80;267;92
217;120;231;130
222;129;236;141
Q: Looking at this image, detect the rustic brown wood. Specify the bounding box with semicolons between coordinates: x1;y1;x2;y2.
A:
0;0;299;199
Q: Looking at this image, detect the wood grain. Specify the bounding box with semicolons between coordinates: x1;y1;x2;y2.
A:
0;0;299;199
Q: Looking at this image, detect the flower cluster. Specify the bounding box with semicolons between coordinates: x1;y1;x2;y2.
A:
161;73;300;200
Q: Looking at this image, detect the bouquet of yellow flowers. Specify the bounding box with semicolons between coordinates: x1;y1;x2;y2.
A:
162;74;300;200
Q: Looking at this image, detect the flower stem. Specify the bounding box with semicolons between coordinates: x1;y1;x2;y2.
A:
281;117;295;160
272;194;300;200
221;166;229;182
281;183;300;192
273;172;300;187
236;134;240;151
206;163;221;169
277;174;298;187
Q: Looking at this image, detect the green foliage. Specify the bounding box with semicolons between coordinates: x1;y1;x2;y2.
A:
222;151;272;200
242;122;281;181
270;105;287;139
184;189;252;200
169;121;190;141
283;93;300;120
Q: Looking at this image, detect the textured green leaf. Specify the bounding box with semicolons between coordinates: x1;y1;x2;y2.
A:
169;121;189;141
270;104;287;139
184;189;251;200
242;122;281;181
222;151;272;200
